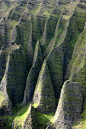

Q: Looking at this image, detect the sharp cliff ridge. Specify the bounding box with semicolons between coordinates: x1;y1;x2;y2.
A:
0;0;86;129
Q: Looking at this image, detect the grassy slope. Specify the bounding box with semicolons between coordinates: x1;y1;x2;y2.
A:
10;103;54;129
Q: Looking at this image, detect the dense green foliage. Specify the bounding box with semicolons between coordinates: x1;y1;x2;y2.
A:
7;47;27;105
0;0;86;128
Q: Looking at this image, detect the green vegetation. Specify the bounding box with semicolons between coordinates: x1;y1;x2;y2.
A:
0;102;23;129
9;20;18;28
68;28;86;97
7;47;27;105
33;60;56;113
33;102;55;129
63;1;86;74
22;40;43;105
0;92;5;107
13;104;30;128
33;103;38;108
36;111;54;128
0;0;86;128
73;100;86;129
30;4;42;16
10;2;27;21
31;16;46;44
48;81;83;129
46;47;63;99
0;115;14;129
0;51;7;82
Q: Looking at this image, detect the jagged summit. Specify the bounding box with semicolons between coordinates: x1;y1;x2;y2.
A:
0;0;86;129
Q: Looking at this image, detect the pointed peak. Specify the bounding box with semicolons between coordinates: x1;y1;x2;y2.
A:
33;39;43;65
33;60;56;113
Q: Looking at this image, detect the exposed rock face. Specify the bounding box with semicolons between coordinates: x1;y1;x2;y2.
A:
66;28;86;98
47;80;83;129
0;18;5;49
22;40;43;106
63;0;86;76
0;55;13;116
33;60;56;114
0;0;86;128
46;46;63;99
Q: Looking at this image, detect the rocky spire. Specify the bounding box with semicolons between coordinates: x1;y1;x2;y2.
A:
33;60;56;114
47;80;83;129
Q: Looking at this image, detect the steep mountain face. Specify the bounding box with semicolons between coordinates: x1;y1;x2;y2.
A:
47;81;83;129
0;0;86;129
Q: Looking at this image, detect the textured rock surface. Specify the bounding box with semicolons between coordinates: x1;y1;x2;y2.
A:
22;40;43;106
47;80;83;129
0;18;5;49
66;28;86;98
46;46;63;99
63;0;86;76
33;60;56;114
0;0;86;128
0;51;7;82
0;55;12;115
6;46;27;105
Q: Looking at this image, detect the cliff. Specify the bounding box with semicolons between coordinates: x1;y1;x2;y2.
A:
0;0;86;129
